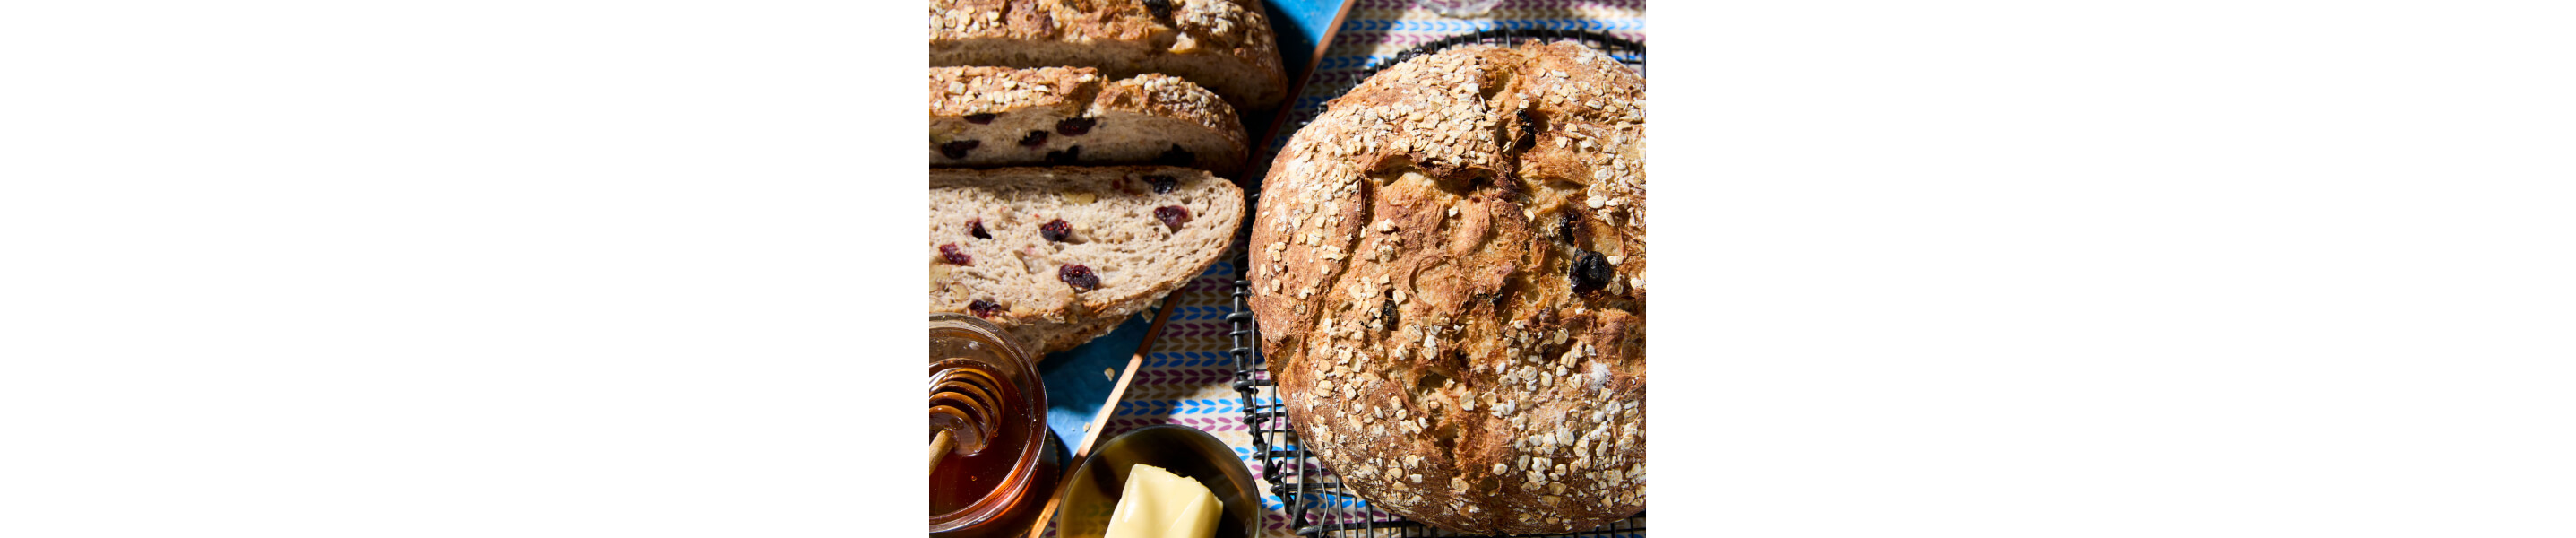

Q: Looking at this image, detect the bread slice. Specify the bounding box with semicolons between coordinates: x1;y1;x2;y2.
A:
931;66;1249;177
928;0;1288;111
929;166;1244;355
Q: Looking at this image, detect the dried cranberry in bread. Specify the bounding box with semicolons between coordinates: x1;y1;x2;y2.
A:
928;0;1288;110
930;66;1249;176
1247;41;1645;534
932;166;1245;355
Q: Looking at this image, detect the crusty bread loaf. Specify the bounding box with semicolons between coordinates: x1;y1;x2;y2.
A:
931;166;1245;355
1247;41;1646;534
928;0;1288;111
931;66;1249;176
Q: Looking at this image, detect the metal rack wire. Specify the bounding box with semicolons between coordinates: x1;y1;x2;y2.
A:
1362;27;1644;80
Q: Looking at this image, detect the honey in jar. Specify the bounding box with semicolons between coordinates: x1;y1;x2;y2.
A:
928;314;1061;537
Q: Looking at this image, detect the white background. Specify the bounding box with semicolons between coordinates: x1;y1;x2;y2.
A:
4;1;2572;536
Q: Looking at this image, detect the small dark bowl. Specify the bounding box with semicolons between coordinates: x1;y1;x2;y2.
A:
1055;425;1261;538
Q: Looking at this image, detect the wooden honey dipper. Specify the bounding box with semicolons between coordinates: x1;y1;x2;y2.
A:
926;363;1006;475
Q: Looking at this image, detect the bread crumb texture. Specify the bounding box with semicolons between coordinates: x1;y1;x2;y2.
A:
1248;41;1646;534
928;66;1249;175
930;166;1245;355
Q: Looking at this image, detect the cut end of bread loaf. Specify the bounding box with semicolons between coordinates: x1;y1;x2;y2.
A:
931;67;1248;176
930;166;1245;356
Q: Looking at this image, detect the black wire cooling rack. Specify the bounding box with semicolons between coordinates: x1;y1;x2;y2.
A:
1227;28;1646;537
1366;27;1644;80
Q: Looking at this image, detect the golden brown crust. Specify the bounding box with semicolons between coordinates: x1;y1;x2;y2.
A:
1247;42;1645;534
928;0;1288;109
928;66;1242;142
927;65;1096;117
1093;74;1243;145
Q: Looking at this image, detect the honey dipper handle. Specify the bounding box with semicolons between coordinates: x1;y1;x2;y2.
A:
927;430;953;476
1025;292;1185;537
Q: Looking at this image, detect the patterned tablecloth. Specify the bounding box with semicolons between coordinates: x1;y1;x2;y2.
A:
1039;2;1644;536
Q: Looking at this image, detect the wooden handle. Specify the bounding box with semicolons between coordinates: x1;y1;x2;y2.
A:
1026;293;1185;536
928;430;953;476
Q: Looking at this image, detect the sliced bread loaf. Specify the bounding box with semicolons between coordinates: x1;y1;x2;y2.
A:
930;166;1244;355
928;0;1288;110
931;66;1249;176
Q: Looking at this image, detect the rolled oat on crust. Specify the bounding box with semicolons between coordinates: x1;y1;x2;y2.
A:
1247;41;1645;535
928;0;1288;110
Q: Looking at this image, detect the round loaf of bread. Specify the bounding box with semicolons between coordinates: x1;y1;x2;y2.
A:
1247;41;1644;534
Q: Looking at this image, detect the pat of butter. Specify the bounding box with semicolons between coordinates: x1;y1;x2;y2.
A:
1103;464;1222;538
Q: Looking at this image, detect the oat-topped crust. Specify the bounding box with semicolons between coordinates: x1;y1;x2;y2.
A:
929;67;1242;141
1094;74;1242;143
928;0;1288;109
928;65;1101;118
927;0;1269;59
1246;41;1645;534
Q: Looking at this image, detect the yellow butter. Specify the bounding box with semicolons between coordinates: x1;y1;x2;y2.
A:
1161;488;1219;537
1103;464;1223;538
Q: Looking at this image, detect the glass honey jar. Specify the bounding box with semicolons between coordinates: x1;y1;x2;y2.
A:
928;313;1062;537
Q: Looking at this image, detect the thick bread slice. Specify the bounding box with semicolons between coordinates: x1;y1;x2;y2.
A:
930;166;1245;355
928;0;1288;111
931;66;1249;177
1248;42;1646;534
